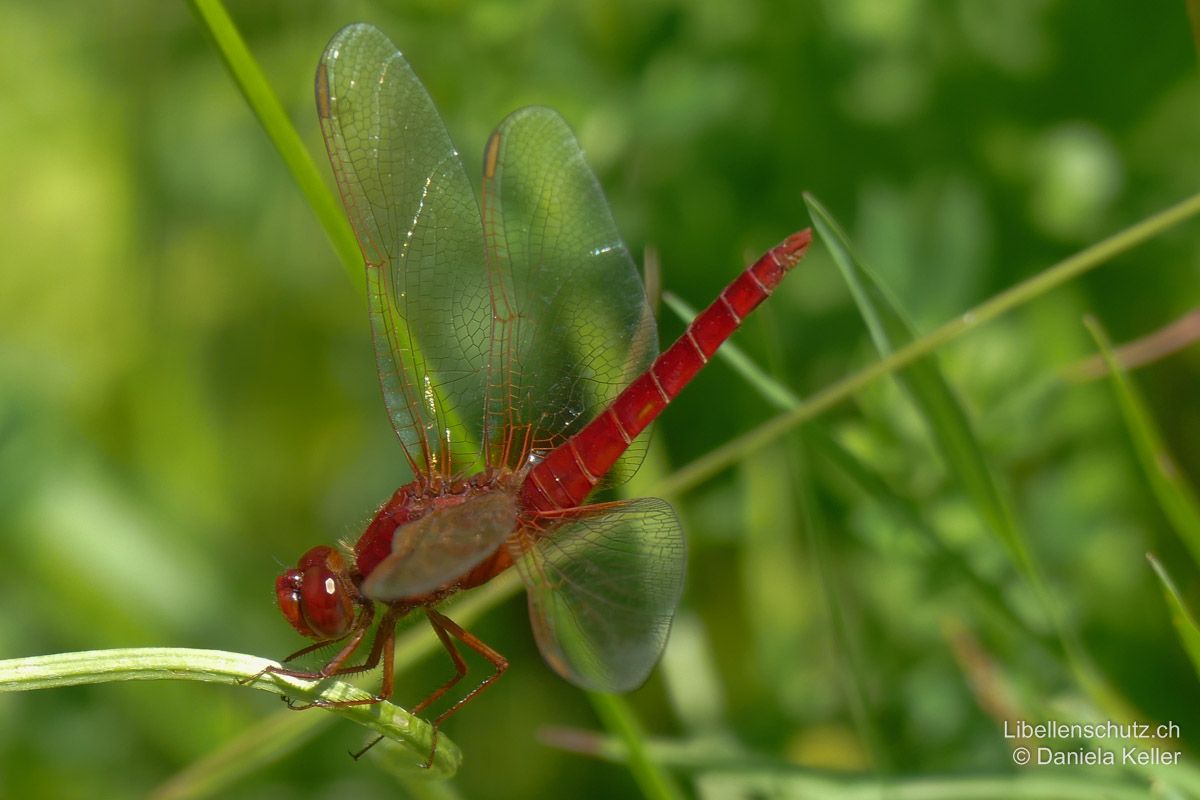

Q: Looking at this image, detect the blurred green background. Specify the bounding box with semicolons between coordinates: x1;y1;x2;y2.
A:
1;0;1199;797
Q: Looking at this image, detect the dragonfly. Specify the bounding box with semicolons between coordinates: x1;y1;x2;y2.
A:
262;22;811;751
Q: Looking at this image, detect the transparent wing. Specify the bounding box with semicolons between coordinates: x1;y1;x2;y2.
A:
481;107;657;482
514;498;686;691
362;489;518;601
317;24;491;478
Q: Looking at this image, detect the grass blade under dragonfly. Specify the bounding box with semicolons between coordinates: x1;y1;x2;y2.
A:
0;647;460;777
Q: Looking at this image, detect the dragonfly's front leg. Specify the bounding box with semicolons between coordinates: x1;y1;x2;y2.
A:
351;606;509;765
243;603;397;709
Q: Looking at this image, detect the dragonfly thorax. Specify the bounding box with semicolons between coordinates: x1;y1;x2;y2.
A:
353;469;522;584
276;469;525;642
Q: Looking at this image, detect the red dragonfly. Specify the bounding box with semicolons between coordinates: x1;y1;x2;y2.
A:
264;22;811;743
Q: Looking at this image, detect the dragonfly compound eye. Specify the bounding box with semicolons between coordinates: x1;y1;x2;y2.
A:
275;546;355;640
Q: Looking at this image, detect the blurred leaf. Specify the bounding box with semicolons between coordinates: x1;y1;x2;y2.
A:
150;707;327;800
804;423;1050;646
1188;0;1200;55
1146;554;1200;680
803;193;1136;718
1085;316;1200;566
663;288;1071;670
804;194;1034;573
657;612;728;735
693;771;1153;799
792;444;889;771
552;730;1154;799
587;692;686;800
737;448;814;716
185;0;363;294
659;190;1200;498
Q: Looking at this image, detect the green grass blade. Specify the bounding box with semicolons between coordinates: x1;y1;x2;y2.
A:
553;730;1155;799
805;425;1052;647
150;572;522;797
793;444;892;771
661;291;1054;653
658;189;1200;499
664;292;887;766
588;693;687;800
804;193;1032;573
592;427;689;800
185;0;362;294
189;2;496;463
0;647;460;777
1146;554;1200;679
150;708;327;800
803;193;1135;720
663;291;1051;762
695;772;1153;800
1084;316;1200;565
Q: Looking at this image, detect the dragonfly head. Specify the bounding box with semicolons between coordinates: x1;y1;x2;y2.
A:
275;545;357;640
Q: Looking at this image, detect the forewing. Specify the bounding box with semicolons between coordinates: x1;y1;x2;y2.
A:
515;498;685;691
481;108;657;481
317;24;491;478
362;489;517;601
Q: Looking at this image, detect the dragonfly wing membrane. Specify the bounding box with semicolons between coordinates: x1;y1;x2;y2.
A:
318;24;490;477
482;107;656;480
515;498;685;691
362;489;518;601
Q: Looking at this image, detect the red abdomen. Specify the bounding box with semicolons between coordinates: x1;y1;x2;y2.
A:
519;229;812;513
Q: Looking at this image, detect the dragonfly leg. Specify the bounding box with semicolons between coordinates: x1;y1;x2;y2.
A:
350;606;489;767
425;608;508;726
405;607;509;768
237;603;374;688
410;610;470;716
291;605;404;710
249;604;408;711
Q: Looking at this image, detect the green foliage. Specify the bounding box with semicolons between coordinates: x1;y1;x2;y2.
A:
1086;317;1200;565
1148;555;1200;681
1;0;1198;798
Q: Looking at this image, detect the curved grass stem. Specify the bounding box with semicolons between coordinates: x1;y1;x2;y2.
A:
0;647;460;777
